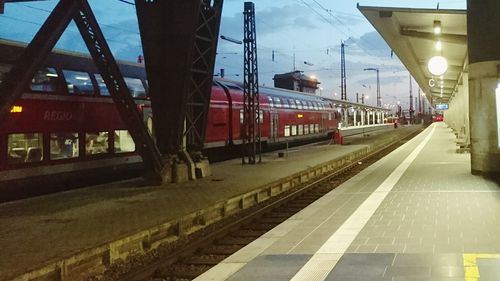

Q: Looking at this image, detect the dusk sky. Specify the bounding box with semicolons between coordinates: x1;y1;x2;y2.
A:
0;0;465;109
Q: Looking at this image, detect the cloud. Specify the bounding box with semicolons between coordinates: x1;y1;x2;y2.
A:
220;4;317;39
349;31;392;57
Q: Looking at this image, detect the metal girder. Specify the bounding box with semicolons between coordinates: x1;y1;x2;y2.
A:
135;0;223;155
0;0;79;123
73;0;163;175
185;0;224;152
0;0;163;177
242;2;261;164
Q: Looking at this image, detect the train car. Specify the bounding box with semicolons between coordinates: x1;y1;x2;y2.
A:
0;39;341;200
207;80;341;148
433;114;444;122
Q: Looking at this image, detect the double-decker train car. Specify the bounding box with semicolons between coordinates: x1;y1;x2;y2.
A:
0;39;341;200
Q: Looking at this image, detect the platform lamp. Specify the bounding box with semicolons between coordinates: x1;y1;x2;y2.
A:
364;68;380;107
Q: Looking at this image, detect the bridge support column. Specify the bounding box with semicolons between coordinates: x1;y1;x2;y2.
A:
361;110;365;126
353;109;357;126
468;0;500;176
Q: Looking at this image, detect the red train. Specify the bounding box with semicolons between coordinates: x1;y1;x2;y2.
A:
0;39;343;200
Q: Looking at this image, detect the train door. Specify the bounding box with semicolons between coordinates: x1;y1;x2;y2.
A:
270;111;279;142
321;113;327;133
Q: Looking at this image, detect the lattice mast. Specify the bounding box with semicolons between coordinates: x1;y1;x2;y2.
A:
340;41;347;100
409;74;414;123
242;2;261;164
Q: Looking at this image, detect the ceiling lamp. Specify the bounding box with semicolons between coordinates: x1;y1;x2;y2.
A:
433;20;441;35
428;56;448;76
435;40;442;51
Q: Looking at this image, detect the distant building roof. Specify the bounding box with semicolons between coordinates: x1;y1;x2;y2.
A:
273;71;320;94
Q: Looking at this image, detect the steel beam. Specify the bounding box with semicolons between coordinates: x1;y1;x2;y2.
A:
135;0;223;155
0;0;79;123
74;0;163;175
185;0;224;152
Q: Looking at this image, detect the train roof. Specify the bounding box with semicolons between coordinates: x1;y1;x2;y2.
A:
216;78;389;111
0;38;145;77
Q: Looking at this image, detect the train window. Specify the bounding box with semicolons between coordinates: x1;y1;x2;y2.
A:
291;125;297;136
301;101;308;110
114;130;135;153
295;100;302;109
30;67;59;92
273;97;281;108
284;125;290;137
124;77;147;98
298;125;303;135
306;101;313;110
239;109;263;123
309;124;314;133
94;74;110;96
281;98;290;109
50;133;79;160
7;133;43;164
304;125;310;134
63;70;95;95
86;132;109;155
267;96;274;107
315;124;319;133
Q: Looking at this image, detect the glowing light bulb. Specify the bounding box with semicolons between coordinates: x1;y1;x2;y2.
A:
433;21;441;35
428;56;448;76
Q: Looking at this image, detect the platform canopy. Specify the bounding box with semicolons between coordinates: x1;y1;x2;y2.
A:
358;5;467;106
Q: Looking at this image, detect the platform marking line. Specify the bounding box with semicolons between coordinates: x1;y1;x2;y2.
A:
289;124;436;281
463;253;500;281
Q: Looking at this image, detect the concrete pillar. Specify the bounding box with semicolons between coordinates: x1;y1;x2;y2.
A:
354;109;357;126
468;0;500;176
361;110;365;126
367;111;370;125
382;112;385;123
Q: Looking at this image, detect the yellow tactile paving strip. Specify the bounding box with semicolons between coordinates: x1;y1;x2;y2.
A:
463;253;500;281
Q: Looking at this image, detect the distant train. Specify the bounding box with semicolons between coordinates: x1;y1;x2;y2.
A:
0;39;364;199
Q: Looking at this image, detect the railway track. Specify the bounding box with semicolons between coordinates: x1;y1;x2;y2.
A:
98;128;423;281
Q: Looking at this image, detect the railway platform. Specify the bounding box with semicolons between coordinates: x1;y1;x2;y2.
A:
0;125;419;281
196;122;500;281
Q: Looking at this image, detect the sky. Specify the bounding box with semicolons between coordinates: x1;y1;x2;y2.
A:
0;0;466;110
